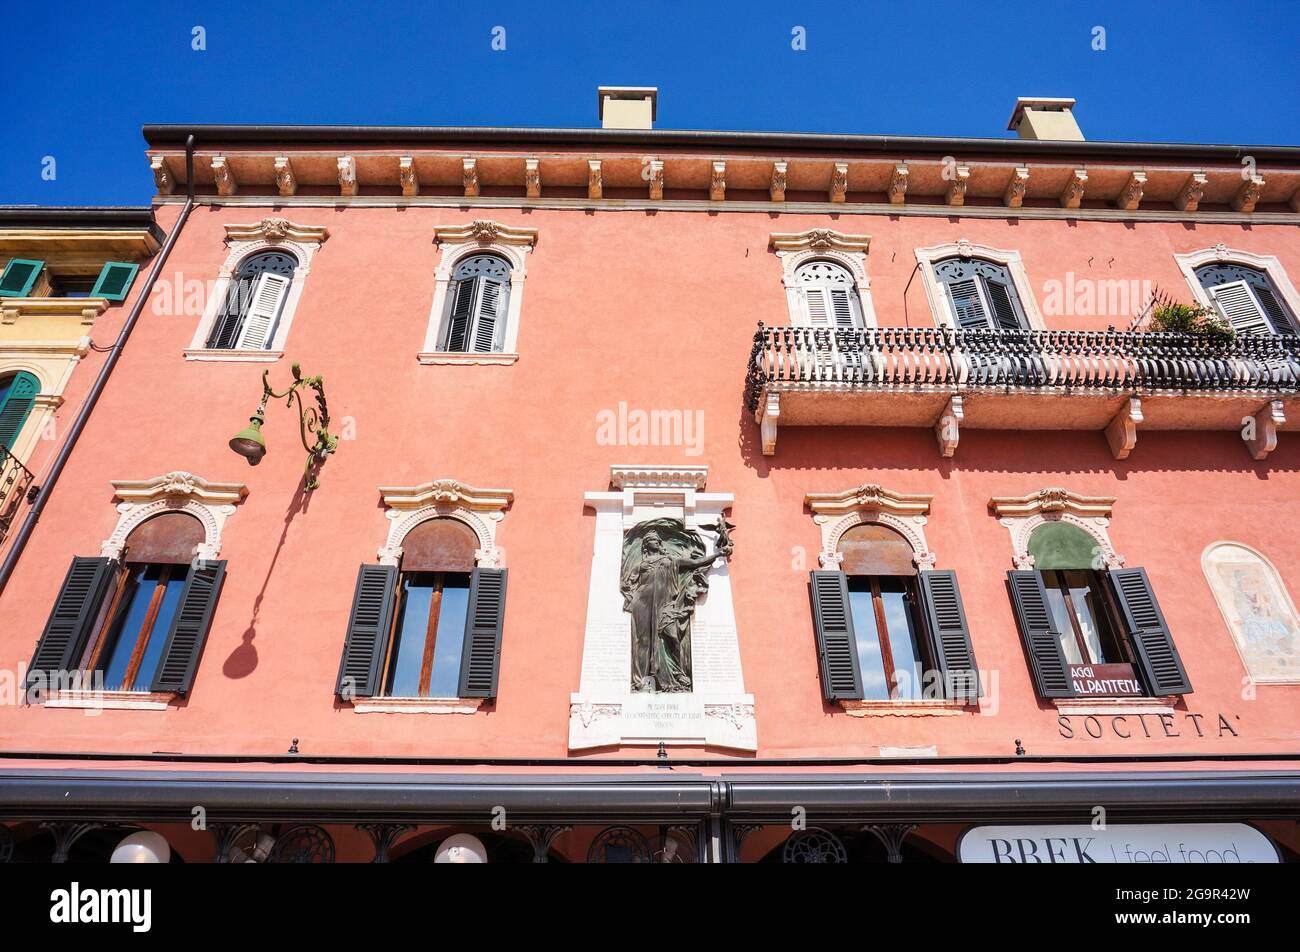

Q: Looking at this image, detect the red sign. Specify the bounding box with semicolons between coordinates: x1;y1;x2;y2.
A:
1069;663;1143;697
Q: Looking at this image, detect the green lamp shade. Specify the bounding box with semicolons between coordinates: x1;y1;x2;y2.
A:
229;414;266;465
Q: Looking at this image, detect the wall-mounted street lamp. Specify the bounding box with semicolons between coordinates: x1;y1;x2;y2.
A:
229;363;338;489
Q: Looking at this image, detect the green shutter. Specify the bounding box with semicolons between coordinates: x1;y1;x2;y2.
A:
0;259;44;297
0;371;40;451
89;261;139;302
458;567;507;698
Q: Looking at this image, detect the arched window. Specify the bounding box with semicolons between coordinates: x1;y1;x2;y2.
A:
793;260;863;329
0;371;40;451
1024;522;1126;669
441;254;511;353
1195;262;1298;336
933;257;1027;330
206;250;298;350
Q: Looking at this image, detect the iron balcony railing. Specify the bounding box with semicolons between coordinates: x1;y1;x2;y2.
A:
744;324;1300;413
0;444;36;547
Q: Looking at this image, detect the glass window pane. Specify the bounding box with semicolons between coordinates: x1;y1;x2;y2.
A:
386;575;435;697
428;576;470;698
847;581;889;700
134;570;188;688
880;580;923;699
1063;570;1108;664
101;566;156;690
1042;574;1085;666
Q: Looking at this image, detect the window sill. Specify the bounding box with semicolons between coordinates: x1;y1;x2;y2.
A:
43;690;176;711
1053;697;1177;716
184;348;285;363
417;351;518;365
840;698;970;717
351;696;484;715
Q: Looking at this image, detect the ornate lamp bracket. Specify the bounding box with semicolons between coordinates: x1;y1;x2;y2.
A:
259;362;338;489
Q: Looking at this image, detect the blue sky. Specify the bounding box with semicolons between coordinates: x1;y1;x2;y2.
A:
5;0;1299;205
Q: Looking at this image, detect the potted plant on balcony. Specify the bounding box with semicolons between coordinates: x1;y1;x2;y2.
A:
1144;296;1235;347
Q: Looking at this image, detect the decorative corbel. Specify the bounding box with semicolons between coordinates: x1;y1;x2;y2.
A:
462;158;479;197
337;155;357;196
934;396;963;457
274;156;297;197
1176;173;1208;212
150;155;174;196
1060;169;1088;209
524;158;541;198
211;155;237;197
770;161;787;202
647;159;664;200
711;161;726;202
945;165;970;206
1233;174;1264;213
517;825;572;863
888;164;909;205
1115;171;1147;211
1003;167;1029;208
1104;396;1142;460
1245;400;1285;460
356;823;414;863
587;160;602;200
757;391;780;456
830;162;848;203
399;157;419;197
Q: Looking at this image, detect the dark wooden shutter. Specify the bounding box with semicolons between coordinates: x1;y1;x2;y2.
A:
947;277;989;328
26;557;117;690
207;279;247;349
1253;284;1296;335
984;278;1024;330
335;564;397;698
445;278;477;352
89;261;139;301
149;560;226;693
1007;570;1073;698
809;571;863;700
459;567;507;698
918;570;980;700
1107;567;1192;696
0;371;40;450
0;259;44;297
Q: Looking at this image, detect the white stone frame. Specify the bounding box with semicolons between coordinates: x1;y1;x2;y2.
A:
375;478;513;568
1174;245;1300;330
803;484;936;570
185;218;328;362
769;228;877;327
915;239;1047;330
989;488;1123;570
1201;540;1300;685
418;220;538;365
101;472;249;562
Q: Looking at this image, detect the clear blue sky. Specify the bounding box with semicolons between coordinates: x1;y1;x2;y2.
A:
5;0;1299;205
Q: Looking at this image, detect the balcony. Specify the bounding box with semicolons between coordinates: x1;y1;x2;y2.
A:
0;445;36;547
745;325;1300;459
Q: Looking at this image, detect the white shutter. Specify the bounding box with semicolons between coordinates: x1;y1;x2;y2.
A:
802;287;831;326
828;288;857;329
472;279;504;352
234;272;292;350
1209;280;1273;336
946;277;990;329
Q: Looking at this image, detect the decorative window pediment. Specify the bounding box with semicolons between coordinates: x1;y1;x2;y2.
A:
989;487;1121;569
915;240;1045;330
103;471;248;561
805;484;935;569
769;229;876;328
1174;246;1300;337
376;478;513;567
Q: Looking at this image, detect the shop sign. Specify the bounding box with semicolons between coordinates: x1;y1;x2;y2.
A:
958;823;1279;863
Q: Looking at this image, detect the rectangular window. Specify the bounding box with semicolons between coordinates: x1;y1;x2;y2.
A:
846;576;929;700
90;563;187;691
48;274;98;298
383;572;471;698
1041;569;1125;667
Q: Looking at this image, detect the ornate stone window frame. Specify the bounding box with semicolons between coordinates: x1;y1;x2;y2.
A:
418;220;538;365
1173;244;1300;322
185;218;329;362
988;488;1123;570
915;239;1047;330
804;483;935;570
0;351;83;466
768;229;877;327
102;472;249;562
375;478;513;568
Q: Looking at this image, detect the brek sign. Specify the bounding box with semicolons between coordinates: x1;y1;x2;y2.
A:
958;824;1278;863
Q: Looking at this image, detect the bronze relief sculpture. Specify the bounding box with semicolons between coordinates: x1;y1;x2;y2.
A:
621;517;733;693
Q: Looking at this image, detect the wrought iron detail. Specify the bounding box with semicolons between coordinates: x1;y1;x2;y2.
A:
268;824;336;863
782;827;849;864
211;823;267;863
587;825;652;864
0;444;35;547
41;822;103;863
516;824;571;863
357;823;414;863
864;823;918;863
256;363;338;490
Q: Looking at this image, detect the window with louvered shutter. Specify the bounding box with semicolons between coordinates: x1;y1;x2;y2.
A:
918;570;980;700
149;560;226;693
458;567;507;698
441;254;511;353
0;259;44;297
0;371;40;451
26;557;117;692
1196;262;1298;335
1107;567;1192;696
809;570;864;700
207;250;298;350
234;272;292;350
794;261;862;328
934;257;1029;330
1007;570;1073;698
335;564;399;698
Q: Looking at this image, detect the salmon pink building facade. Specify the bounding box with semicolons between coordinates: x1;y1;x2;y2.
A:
1;91;1299;863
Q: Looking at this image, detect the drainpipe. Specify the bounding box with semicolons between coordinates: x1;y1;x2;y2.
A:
0;135;197;596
